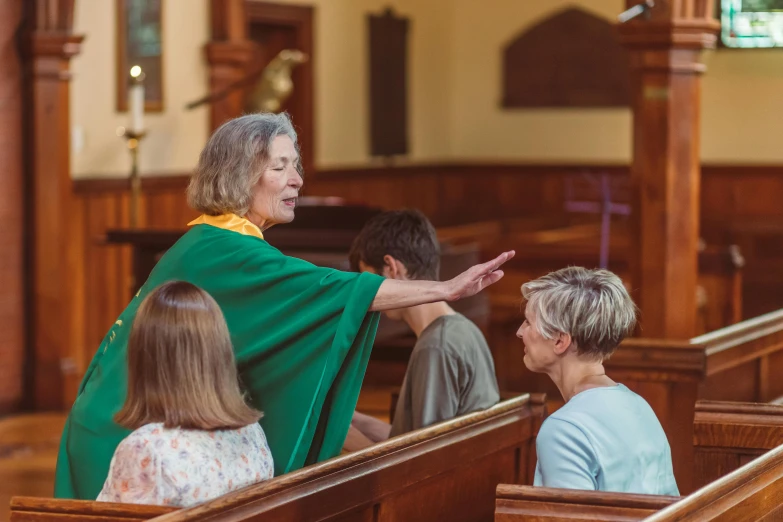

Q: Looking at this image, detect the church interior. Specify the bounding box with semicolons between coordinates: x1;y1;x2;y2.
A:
4;0;783;520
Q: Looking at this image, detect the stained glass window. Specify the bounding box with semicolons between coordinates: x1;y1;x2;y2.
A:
721;0;783;48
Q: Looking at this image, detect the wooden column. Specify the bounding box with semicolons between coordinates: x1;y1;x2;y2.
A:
0;1;26;413
619;2;719;339
207;0;255;131
22;0;84;409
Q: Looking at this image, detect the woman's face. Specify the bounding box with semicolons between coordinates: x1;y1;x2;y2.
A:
517;304;561;373
246;135;303;230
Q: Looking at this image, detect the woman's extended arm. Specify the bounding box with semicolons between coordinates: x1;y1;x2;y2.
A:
369;251;515;312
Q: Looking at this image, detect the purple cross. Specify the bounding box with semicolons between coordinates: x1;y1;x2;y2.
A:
563;172;631;269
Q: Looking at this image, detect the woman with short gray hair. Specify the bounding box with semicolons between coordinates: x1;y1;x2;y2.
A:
55;112;515;500
518;267;678;496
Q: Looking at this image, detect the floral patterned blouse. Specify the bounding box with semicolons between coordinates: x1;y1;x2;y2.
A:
97;422;274;507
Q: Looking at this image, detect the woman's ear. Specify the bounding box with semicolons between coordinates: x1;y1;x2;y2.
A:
553;332;573;356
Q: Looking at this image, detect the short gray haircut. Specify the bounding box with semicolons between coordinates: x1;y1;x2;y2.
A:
521;267;637;359
187;113;300;216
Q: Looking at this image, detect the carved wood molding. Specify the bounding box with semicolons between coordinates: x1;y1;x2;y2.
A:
617;0;720;53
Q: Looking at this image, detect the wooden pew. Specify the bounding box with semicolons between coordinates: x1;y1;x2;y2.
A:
491;401;783;521
494;485;679;522
11;394;545;522
694;400;783;489
150;393;545;521
644;442;783;521
10;498;174;521
493;443;783;522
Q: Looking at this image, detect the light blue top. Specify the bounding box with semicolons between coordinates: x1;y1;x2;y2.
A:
534;384;679;496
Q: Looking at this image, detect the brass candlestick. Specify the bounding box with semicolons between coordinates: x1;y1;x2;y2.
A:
121;65;146;228
117;128;147;228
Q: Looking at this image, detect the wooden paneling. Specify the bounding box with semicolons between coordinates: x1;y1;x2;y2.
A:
69;163;783;394
693;401;783;488
0;0;26;413
72;177;197;390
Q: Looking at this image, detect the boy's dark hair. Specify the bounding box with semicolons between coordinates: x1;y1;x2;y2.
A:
349;209;440;281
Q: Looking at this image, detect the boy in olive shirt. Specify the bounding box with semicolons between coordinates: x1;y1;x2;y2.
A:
347;209;500;445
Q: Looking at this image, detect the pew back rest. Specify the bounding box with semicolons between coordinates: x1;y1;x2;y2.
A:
645;442;783;521
494;485;679;522
9;497;175;522
149;394;546;522
694;400;783;488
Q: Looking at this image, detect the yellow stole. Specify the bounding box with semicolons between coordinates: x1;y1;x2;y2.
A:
187;213;264;240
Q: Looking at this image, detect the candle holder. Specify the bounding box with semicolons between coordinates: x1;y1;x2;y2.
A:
121;65;146;228
117;127;147;228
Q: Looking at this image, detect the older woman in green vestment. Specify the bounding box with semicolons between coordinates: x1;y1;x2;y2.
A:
54;113;514;500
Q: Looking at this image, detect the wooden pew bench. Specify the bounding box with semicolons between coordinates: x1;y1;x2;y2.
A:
492;400;783;521
11;393;545;522
694;400;783;488
645;442;783;521
493;442;783;522
9;498;174;521
494;485;679;522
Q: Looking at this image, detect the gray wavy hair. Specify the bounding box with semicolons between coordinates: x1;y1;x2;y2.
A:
187;113;300;216
521;267;637;359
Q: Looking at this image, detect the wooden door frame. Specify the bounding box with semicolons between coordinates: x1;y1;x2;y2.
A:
208;0;315;175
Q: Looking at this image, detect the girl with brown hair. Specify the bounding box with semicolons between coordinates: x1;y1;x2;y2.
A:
96;281;273;507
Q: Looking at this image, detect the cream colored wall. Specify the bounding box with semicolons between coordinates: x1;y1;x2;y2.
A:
244;0;454;167
70;0;210;178
69;0;783;177
70;0;451;177
450;0;631;164
448;0;783;164
702;49;783;164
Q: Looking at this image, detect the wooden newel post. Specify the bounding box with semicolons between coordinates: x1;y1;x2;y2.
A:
618;1;719;339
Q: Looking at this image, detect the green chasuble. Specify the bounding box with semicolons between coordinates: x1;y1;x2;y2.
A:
54;216;384;499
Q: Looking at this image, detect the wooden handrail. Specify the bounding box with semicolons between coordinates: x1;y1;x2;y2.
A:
607;339;707;374
692;308;783;351
150;393;543;521
495;485;680;510
9;497;175;519
695;400;783;417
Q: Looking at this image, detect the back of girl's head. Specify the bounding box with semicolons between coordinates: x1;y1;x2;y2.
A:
115;281;261;430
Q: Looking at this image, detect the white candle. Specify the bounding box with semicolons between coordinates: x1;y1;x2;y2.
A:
128;65;145;133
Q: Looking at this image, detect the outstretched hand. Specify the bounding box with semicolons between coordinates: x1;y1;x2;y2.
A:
443;250;515;302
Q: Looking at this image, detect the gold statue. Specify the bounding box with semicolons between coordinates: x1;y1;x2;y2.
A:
246;49;308;113
185;49;308;114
